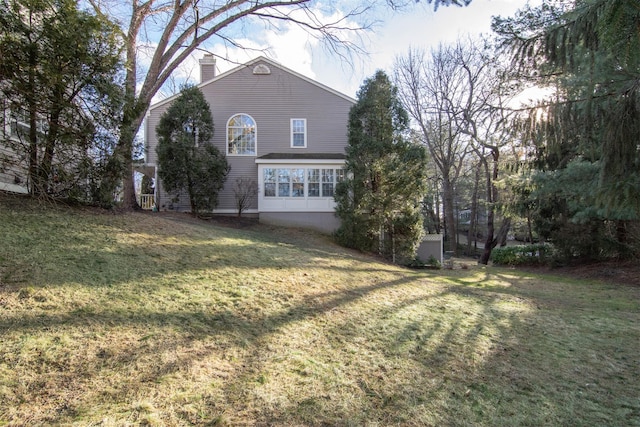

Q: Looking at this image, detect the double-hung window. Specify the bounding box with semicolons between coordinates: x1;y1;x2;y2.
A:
321;169;335;197
291;169;305;197
307;169;320;197
264;168;276;197
277;169;291;197
291;119;306;148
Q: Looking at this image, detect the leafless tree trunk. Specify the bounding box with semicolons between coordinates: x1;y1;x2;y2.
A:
478;147;511;264
394;45;474;254
233;176;258;217
466;158;480;254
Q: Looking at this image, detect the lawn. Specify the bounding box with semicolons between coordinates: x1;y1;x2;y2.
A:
1;194;639;426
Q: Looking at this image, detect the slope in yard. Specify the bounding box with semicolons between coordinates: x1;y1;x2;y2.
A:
0;193;639;426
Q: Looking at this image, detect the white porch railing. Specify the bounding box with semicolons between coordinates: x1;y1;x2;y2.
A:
139;194;155;210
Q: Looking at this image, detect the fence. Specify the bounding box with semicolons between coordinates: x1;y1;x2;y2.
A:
138;194;155;210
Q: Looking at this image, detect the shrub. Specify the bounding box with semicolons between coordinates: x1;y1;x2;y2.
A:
491;243;555;266
406;255;441;269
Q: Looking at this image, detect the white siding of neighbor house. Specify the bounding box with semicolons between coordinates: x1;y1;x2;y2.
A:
0;136;28;194
145;57;354;215
0;101;29;193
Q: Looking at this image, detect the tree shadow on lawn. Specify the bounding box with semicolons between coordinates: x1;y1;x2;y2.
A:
0;273;426;423
1;207;638;424
3;265;638;425
220;268;640;425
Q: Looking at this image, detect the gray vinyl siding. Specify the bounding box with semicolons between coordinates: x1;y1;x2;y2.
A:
144;104;169;166
197;61;353;158
218;157;257;211
155;177;189;211
145;57;354;213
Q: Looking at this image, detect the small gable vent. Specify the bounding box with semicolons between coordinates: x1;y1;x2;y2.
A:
253;64;271;75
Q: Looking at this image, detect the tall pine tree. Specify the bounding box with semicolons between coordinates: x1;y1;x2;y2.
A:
493;0;640;258
335;71;427;263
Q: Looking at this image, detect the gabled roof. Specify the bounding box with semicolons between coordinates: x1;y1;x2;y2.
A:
149;56;356;111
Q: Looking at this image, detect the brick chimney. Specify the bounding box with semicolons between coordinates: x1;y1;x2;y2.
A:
199;54;216;82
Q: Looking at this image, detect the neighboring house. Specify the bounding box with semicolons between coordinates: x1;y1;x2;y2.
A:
1;97;90;197
142;55;356;233
0;97;33;194
458;208;488;238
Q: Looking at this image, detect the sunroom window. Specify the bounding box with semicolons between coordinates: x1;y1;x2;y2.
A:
264;168;276;196
307;169;320;197
264;167;344;198
277;169;291;197
291;169;305;197
321;169;335;197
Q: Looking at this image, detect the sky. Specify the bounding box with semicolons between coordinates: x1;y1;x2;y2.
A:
163;0;537;101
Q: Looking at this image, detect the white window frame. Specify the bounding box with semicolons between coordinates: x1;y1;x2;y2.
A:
290;118;307;148
262;166;344;199
227;113;256;156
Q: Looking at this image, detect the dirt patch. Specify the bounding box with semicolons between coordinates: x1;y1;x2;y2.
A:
155;211;261;229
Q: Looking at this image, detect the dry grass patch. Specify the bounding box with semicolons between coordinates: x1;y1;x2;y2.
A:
1;194;639;425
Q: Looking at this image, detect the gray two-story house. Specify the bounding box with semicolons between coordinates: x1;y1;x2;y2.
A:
143;55;355;233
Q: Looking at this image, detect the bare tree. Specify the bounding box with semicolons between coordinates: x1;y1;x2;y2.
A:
394;44;472;254
232;176;258;217
455;43;517;264
395;38;517;262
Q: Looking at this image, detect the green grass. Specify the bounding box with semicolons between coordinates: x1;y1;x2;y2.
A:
1;194;639;426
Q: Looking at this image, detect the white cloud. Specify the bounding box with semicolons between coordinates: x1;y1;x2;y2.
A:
197;5;351;80
179;5;362;89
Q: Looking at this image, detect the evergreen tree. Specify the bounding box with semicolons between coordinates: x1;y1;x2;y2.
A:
335;71;427;263
0;0;123;199
156;86;229;216
493;0;640;258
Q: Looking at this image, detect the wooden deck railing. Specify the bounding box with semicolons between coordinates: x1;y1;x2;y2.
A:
139;194;155;210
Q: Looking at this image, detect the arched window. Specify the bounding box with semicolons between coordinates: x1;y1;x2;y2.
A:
227;113;256;155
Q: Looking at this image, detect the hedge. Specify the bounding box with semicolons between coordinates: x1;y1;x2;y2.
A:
491;243;555;266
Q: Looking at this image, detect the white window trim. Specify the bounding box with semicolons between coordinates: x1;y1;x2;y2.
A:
260;166;344;199
226;113;257;156
257;162;345;213
290;118;307;148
